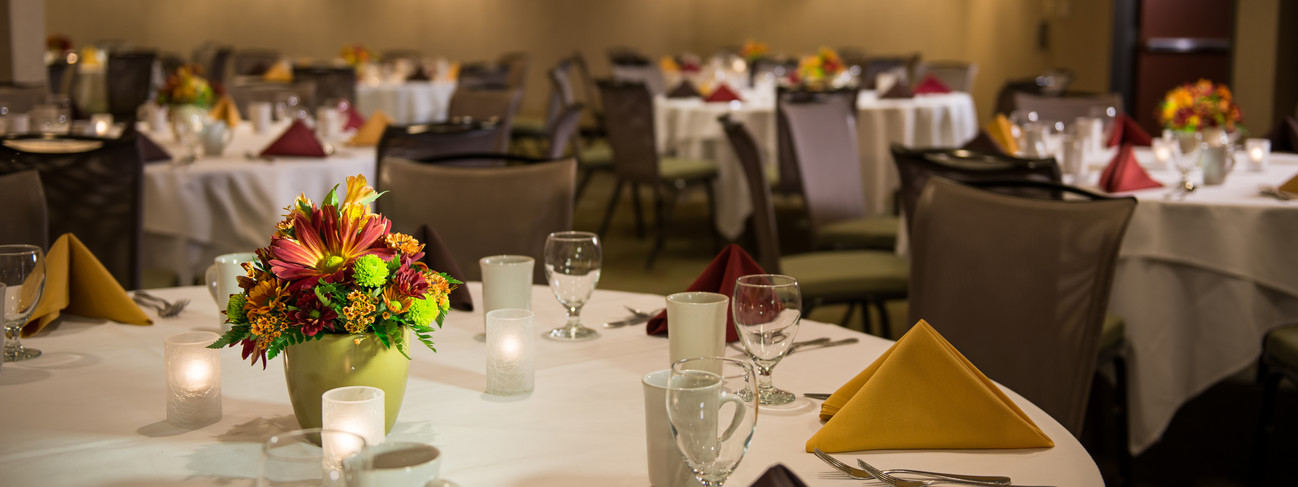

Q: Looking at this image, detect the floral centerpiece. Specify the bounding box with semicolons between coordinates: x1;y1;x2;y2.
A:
740;39;770;64
795;47;845;87
209;174;457;368
157;65;215;108
1158;79;1243;133
46;34;72;58
340;43;376;67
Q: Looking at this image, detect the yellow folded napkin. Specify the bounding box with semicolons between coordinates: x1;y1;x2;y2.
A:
659;56;680;74
23;234;151;336
806;320;1053;452
446;61;460;81
1279;172;1298;194
263;60;293;82
988;114;1021;156
208;94;241;128
347;109;392;147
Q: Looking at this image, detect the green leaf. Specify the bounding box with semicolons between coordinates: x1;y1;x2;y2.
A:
323;184;340;207
355;190;385;208
206;326;250;349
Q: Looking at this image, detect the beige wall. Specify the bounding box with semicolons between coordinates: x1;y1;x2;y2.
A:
1233;0;1279;133
1046;0;1114;95
44;0;1108;123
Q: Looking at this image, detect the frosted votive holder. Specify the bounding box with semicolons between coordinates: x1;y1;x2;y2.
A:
479;255;534;340
1245;138;1271;172
322;386;386;447
485;309;535;396
164;331;222;428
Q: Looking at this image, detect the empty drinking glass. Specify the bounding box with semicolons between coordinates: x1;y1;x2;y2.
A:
543;231;601;341
1;244;46;362
1169;131;1203;197
259;428;370;487
666;357;758;487
732;274;802;406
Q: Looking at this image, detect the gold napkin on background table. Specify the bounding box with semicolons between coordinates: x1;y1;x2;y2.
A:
262;61;293;82
1279;172;1298;194
806;320;1052;453
23;233;151;336
208;94;241;128
988;114;1021;156
347;109;392;147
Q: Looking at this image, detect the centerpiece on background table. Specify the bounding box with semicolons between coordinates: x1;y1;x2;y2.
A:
157;64;216;142
210;175;458;434
794;47;847;89
340;43;380;83
1158;79;1244;185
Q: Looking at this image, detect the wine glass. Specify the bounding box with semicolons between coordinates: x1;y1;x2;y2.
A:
1169;131;1203;198
543;231;601;341
1;244;46;362
259;428;370;487
731;274;802;406
666;356;758;487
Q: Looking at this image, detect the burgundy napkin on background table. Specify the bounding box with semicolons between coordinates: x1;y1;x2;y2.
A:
260;119;328;158
1099;144;1162;193
138;133;172;163
879;82;914;99
646;244;766;342
1107;113;1152;148
666;80;702;99
704;83;743;103
418;225;473;311
913;74;952;95
961;130;1008;156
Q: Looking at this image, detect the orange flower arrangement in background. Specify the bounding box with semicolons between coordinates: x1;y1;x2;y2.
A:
1158;79;1242;132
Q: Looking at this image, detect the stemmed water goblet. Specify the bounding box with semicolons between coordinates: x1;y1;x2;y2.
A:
1;244;47;361
1168;131;1203;198
731;274;802;406
666;356;758;487
258;428;370;486
543;231;601;341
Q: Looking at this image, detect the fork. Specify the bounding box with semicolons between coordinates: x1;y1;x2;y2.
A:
133;292;190;318
855;457;1053;487
812;448;1011;485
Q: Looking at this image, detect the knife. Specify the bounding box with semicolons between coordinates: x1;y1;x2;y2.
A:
602;310;662;328
786;337;859;355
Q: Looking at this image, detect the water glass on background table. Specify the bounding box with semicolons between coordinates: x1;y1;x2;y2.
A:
666;357;757;487
259;428;370;487
731;274;802;407
1;244;45;362
543;231;601;341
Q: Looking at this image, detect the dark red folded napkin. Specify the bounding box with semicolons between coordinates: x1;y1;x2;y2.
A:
1107;113;1152;148
418;224;472;311
961;130;1007;156
666;80;702;99
1266;116;1298;153
343;105;366;131
913;74;952;95
646;244;766;342
704;83;743;103
879;82;914;99
406;67;431;82
138;133;172;163
260;120;328;158
1099;144;1162;193
748;464;807;487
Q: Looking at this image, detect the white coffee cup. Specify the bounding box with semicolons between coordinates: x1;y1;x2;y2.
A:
642;369;700;487
248;102;273;134
206;252;257;333
666;292;729;365
479;255;534;336
364;442;442;487
145;103;168;134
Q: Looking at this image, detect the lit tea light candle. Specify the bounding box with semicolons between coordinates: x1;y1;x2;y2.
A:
164;331;222;428
486;309;534;396
90;114;112;136
322;386;385;448
1245;138;1271;172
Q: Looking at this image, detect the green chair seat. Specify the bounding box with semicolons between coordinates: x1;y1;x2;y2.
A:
511;115;547;137
660;156;718;181
780;250;909;300
578;144;613;169
1100;313;1125;355
818;216;901;250
1266;325;1298;369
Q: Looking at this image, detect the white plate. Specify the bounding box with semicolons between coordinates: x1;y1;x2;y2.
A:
3;138;104;154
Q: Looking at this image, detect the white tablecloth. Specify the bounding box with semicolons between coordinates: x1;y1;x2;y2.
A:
355;80;457;125
1;284;1102;486
655;91;979;239
141;122;376;285
1104;150;1298;453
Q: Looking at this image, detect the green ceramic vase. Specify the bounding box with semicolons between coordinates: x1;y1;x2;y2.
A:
282;329;410;434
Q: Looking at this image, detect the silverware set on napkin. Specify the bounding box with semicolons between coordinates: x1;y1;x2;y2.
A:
133;291;189;318
814;448;1052;487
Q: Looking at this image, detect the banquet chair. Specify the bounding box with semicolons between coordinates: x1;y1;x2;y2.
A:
106;50;158;122
499;52;530;90
158;53;186;78
596;79;719;268
544;103;585;160
913;61;978;92
779;89;898;251
380;49;422;63
379;155;575;284
374;120;507;191
46;56;77;97
562;52;616;201
291;65;357;109
1013;92;1124;125
0;134;144;289
609;50;666;96
457;62;512;90
861;54;919;90
721;115;908;335
231;49;280;76
890;145;1061;235
1252;324;1298;486
0;170;49;249
993;70;1075;116
512;59;575;153
908;177;1136;438
447;87;523;152
0;84;48;115
204;46;233;87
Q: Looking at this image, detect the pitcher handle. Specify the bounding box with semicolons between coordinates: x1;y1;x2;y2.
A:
717;391;748;443
205;264;219;302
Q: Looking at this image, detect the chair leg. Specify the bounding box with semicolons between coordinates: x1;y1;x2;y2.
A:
1250;367;1282;487
873;299;893;338
837;303;855;327
597;179;625;238
646;186;677;269
1111;353;1133;487
860;300;875;336
702;180;721;253
631;183;646;239
574;169;595;203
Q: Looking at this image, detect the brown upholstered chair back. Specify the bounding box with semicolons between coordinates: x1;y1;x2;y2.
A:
291;65;357;109
774;86;858;196
0;135;143;289
447;87;523;152
891;145;1060;234
231;49;280;76
106;50;157;122
908;177;1136;437
0;170;48;250
546;104;585;160
720;115;782;274
379;157;576;284
781;94;867;236
913;61;978;92
375;121;506;190
596;79;661;184
1012;92;1123;125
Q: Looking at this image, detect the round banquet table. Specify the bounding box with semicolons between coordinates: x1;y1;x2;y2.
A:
1099;150;1298;453
0;284;1102;486
140;122;376;285
655;90;979;240
355;80;457;125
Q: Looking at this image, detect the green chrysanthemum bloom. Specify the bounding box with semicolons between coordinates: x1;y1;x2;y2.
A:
406;297;436;326
226;294;248;323
352;254;389;287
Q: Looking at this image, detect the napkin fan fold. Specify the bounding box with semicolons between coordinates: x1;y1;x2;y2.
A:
261;119;327;158
208;94;241;128
705;83;743;103
913;74;952;95
1106;113;1151;147
987;114;1021;155
666;80;702;99
807;320;1053;452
